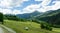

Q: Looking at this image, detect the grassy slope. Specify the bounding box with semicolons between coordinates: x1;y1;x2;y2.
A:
3;20;60;33
53;28;60;32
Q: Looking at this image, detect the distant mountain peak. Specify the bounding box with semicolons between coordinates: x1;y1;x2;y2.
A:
16;11;43;19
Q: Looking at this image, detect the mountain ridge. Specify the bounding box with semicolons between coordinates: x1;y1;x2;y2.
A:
16;11;43;19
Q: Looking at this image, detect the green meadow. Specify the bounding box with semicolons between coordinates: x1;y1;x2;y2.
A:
3;20;60;33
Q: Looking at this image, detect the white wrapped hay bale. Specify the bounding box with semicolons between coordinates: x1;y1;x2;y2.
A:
24;27;29;31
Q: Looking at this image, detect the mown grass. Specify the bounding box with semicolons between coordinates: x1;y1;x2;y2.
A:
53;28;60;32
3;20;60;33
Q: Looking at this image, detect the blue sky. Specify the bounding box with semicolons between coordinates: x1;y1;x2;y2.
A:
0;0;60;14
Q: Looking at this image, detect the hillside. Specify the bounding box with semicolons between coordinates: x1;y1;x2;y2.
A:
35;9;60;18
35;9;60;27
16;11;43;19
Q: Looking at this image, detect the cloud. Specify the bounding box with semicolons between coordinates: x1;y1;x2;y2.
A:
0;0;29;14
0;0;28;8
0;0;60;14
12;10;24;15
22;0;52;12
50;1;60;10
23;0;60;12
41;1;60;11
41;0;51;6
0;8;12;14
23;4;40;13
0;8;23;14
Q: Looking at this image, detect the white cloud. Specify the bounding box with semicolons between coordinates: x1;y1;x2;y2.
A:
0;0;29;14
41;1;60;11
22;0;52;12
23;0;60;12
50;1;60;10
12;10;24;15
0;0;11;8
23;4;40;13
0;0;60;14
0;8;23;14
0;0;28;8
0;8;12;14
41;0;51;6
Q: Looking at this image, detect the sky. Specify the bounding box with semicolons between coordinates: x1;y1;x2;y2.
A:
0;0;60;15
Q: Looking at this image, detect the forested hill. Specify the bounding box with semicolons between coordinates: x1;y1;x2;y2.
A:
35;9;60;27
36;9;60;18
3;14;19;21
16;11;43;19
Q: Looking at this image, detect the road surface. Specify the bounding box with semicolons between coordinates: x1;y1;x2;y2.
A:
0;25;16;33
0;27;4;33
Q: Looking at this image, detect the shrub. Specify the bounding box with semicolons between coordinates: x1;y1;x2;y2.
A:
41;23;45;29
40;22;52;31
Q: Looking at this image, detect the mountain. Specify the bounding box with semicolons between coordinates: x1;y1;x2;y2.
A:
16;11;43;19
36;9;60;18
35;9;60;27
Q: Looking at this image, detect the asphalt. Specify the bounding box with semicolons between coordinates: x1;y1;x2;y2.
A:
0;25;16;33
0;27;4;33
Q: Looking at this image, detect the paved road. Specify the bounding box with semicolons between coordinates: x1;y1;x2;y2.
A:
0;25;16;33
0;27;4;33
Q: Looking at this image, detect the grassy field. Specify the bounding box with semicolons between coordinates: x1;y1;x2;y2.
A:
3;20;60;33
53;28;60;32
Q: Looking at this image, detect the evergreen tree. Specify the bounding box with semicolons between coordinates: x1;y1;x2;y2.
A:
0;13;3;24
